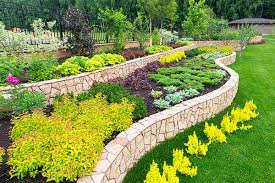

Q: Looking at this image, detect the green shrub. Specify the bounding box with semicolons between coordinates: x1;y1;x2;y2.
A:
126;95;148;120
89;83;130;103
65;56;89;71
181;80;204;91
1;88;46;116
84;83;148;120
85;53;126;71
56;61;81;76
8;95;135;182
185;48;201;57
27;53;58;82
160;52;186;63
0;56;24;85
156;67;186;76
145;45;172;55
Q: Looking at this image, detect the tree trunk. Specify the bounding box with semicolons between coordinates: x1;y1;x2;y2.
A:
160;20;163;45
149;18;152;46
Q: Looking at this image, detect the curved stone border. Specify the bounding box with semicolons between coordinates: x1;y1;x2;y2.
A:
0;45;196;104
77;52;239;183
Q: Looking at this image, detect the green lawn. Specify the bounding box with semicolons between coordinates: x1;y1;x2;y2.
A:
123;35;275;183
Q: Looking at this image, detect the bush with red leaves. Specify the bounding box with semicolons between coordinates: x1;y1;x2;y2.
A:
122;48;146;60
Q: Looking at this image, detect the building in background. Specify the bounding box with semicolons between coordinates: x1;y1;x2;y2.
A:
229;18;275;34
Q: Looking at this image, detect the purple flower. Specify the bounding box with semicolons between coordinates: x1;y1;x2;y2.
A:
5;74;20;85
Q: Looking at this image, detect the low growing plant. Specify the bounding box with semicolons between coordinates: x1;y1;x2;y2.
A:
145;45;172;55
65;56;89;71
27;53;58;82
165;93;184;105
1;79;46;116
56;61;82;76
160;52;186;63
153;99;170;109
0;56;24;85
151;90;163;99
164;86;178;94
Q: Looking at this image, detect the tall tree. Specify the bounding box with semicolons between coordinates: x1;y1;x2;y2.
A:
157;0;178;44
137;0;158;45
182;0;209;38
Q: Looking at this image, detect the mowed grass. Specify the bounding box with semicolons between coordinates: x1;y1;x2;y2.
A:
123;35;275;183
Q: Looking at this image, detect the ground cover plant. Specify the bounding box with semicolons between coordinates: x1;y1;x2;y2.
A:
123;35;275;183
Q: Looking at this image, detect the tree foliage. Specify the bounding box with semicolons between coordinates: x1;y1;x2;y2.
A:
182;0;209;38
99;8;133;52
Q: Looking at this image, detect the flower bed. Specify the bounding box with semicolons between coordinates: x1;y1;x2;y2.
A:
77;52;238;183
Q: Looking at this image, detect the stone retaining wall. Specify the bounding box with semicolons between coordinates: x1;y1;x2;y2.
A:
0;45;196;104
77;52;239;183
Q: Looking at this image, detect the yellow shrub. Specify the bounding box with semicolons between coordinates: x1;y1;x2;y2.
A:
184;132;208;156
231;101;258;124
198;46;233;54
221;113;238;134
204;122;227;144
8;95;134;182
162;162;179;183
144;161;166;183
0;147;5;164
160;52;186;63
172;149;197;177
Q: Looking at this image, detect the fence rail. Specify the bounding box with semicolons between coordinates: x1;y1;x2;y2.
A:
0;1;135;44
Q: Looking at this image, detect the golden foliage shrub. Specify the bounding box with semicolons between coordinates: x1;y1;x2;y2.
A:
0;147;5;164
184;132;209;156
204;122;227;144
160;52;186;63
8;95;134;182
172;149;197;177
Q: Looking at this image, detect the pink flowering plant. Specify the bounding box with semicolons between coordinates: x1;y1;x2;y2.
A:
5;74;20;85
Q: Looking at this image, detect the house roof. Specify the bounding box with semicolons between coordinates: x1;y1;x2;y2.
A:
229;18;275;25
